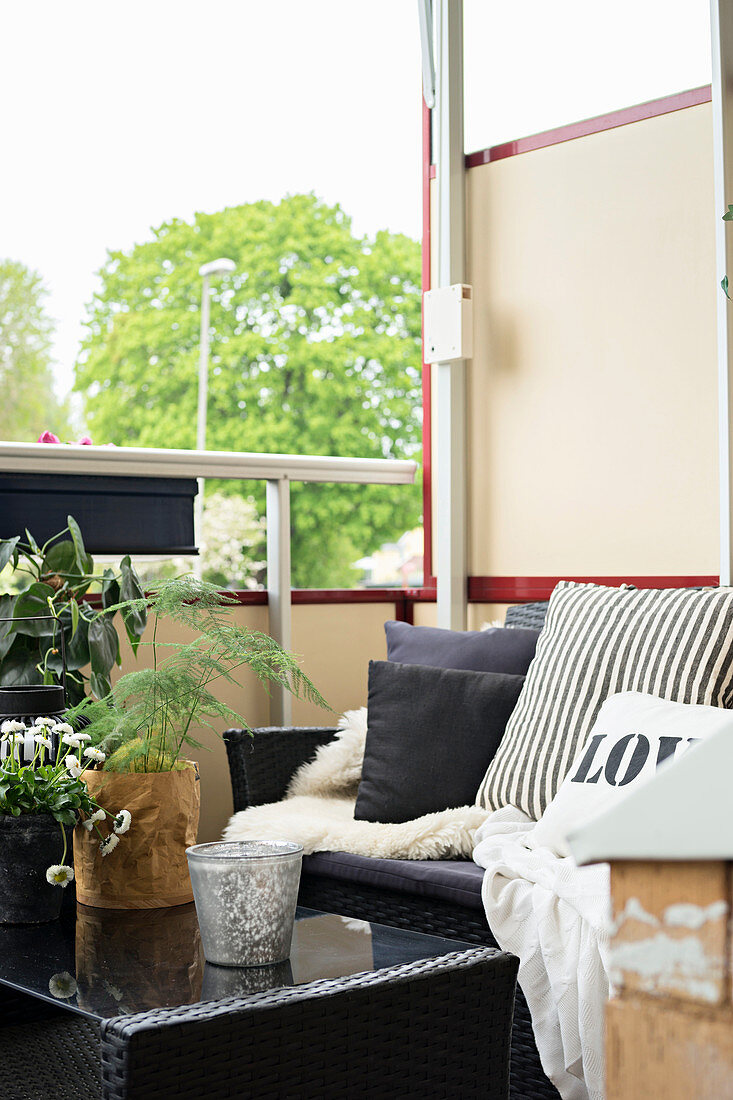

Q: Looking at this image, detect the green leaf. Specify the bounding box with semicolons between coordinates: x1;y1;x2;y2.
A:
723;275;731;301
119;556;147;653
0;594;16;661
100;570;120;611
89;671;112;698
88;615;119;677
0;639;44;687
723;205;733;221
69;598;79;641
66;515;90;575
42;540;79;579
10;583;56;636
24;528;40;555
0;537;20;575
51;809;78;826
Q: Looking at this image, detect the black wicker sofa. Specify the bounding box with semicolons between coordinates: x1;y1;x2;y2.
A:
224;601;559;1100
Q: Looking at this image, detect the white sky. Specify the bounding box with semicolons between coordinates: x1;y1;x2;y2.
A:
0;0;712;408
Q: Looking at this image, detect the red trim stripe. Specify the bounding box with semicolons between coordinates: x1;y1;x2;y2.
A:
291;589;415;606
212;589;424;607
421;95;433;582
427;85;712;178
215;577;719;610
468;576;720;604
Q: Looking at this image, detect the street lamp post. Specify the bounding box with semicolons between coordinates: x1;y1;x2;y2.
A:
195;258;236;574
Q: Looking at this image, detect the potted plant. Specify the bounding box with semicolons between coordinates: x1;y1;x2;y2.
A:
71;576;329;909
0;715;130;923
0;515;147;705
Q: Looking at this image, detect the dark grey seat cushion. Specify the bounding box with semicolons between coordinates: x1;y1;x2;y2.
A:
302;851;486;911
384;620;540;674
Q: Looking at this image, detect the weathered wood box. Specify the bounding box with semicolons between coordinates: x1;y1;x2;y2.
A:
570;725;733;1099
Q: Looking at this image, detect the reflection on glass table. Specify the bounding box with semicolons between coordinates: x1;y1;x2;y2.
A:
0;904;474;1020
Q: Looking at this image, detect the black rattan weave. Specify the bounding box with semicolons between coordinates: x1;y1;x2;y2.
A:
97;949;516;1100
1;945;515;1100
504;602;549;630
298;876;560;1100
0;1010;101;1100
224;725;339;810
225;722;560;1099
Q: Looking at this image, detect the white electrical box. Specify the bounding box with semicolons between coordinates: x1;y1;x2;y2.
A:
423;284;473;363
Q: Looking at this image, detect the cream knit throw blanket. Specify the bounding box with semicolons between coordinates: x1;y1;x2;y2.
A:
223;708;488;859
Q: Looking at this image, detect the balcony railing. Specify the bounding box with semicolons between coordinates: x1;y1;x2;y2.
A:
0;441;417;723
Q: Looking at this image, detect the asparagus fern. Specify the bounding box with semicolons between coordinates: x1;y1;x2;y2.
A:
72;576;330;772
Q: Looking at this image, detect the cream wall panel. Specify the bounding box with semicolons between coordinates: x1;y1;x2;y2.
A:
464;104;718;576
467;603;511;629
413;602;438;626
290;603;390;725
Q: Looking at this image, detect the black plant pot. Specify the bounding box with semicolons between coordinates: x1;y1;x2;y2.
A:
0;685;67;765
0;814;71;924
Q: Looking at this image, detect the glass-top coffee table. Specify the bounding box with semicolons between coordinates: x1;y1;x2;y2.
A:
0;902;518;1100
0;902;488;1019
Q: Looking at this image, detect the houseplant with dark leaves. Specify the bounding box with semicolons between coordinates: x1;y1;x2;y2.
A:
0;515;146;705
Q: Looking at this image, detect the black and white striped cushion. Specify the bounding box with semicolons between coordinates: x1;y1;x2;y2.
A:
476;581;733;819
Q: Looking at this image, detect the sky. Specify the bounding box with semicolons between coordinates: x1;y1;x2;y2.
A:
0;0;712;410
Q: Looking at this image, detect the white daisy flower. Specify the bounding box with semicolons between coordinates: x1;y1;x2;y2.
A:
1;720;26;738
113;810;132;835
82;808;106;831
99;833;120;856
3;732;25;745
49;972;77;999
35;716;59;729
61;732;83;748
73;731;92;743
34;733;53;750
83;746;105;763
46;865;74;887
65;754;82;778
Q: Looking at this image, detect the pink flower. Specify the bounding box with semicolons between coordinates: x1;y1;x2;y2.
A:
38;431;61;444
76;437;93;445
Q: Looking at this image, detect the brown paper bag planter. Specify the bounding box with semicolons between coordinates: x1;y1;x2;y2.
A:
73;764;200;909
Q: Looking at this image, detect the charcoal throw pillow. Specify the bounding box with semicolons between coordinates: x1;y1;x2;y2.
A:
384;620;540;675
529;692;733;857
354;660;525;824
476;581;733;820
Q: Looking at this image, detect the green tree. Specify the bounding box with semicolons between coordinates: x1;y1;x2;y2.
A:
0;260;69;442
75;195;422;587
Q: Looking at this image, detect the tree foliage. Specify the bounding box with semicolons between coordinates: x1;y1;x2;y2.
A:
75;195;422;586
0;260;69;442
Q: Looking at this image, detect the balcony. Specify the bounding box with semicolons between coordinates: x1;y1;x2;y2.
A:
2;3;733;1098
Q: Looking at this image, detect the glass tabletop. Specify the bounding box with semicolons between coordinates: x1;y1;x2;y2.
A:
0;903;474;1020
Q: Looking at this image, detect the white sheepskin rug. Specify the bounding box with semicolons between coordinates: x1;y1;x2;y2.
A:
223;707;488;859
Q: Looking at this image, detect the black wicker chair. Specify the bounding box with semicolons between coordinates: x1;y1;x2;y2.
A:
224;601;560;1100
0;948;518;1100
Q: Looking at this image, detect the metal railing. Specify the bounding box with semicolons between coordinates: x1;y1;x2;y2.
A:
0;442;417;723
